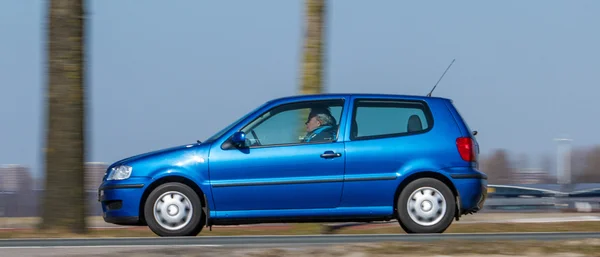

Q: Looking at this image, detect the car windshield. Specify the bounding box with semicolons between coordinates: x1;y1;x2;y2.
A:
203;101;269;143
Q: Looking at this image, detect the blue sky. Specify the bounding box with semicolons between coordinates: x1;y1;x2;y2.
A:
1;0;599;178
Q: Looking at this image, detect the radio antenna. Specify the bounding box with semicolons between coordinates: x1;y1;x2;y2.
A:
427;58;455;97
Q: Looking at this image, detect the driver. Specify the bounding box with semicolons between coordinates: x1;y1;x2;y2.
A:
302;106;337;143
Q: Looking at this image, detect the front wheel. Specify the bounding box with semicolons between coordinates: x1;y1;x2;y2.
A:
143;182;204;237
396;178;456;233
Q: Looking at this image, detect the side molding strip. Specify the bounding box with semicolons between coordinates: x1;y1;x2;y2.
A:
212;175;397;188
99;184;145;190
450;173;487;180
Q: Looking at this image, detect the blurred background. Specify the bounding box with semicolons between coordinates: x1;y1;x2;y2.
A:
1;0;600;230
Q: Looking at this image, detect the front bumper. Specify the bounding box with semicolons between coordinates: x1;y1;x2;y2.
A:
98;177;149;225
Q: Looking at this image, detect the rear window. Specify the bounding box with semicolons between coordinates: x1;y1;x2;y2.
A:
350;99;433;140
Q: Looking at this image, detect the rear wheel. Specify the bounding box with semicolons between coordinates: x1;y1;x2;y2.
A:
396;178;455;233
144;182;204;237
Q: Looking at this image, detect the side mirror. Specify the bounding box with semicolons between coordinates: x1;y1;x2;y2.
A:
231;131;246;147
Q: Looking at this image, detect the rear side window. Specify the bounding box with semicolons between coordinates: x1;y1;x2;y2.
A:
350;99;432;140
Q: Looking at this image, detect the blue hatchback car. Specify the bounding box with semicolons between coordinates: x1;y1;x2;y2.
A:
98;93;487;237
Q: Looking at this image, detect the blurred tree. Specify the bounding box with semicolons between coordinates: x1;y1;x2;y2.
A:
298;0;327;137
39;0;87;234
300;0;326;95
570;147;589;184
480;149;515;184
574;145;600;183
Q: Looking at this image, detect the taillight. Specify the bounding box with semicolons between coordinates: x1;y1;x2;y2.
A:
456;137;475;162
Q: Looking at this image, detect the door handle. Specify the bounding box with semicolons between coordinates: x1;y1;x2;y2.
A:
320;151;341;159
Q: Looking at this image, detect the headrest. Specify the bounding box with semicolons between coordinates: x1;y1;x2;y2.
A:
407;115;423;132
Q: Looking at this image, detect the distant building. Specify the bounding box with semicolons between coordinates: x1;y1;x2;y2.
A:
0;164;33;192
0;163;108;217
513;168;551;184
85;162;107;191
0;165;35;217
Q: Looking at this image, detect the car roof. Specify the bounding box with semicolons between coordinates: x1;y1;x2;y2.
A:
269;93;452;103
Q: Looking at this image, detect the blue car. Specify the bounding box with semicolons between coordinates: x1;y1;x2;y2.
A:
98;93;487;237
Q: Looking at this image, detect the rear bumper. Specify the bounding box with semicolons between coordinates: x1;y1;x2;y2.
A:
97;177;150;225
445;167;488;215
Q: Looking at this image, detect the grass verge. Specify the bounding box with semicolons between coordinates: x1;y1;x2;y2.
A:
49;239;600;256
359;239;600;256
0;221;599;238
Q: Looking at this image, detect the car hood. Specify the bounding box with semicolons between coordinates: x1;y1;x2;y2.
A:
110;142;205;168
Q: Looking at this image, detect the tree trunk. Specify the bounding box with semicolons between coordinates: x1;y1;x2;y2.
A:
298;0;327;137
39;0;87;234
300;0;326;95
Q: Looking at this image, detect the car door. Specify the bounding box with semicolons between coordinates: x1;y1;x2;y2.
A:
208;97;349;212
341;96;438;208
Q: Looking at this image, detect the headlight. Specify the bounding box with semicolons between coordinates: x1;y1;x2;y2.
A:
107;165;132;180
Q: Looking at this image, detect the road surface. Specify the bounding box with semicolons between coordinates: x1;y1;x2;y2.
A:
3;212;600;230
1;232;600;256
3;232;600;247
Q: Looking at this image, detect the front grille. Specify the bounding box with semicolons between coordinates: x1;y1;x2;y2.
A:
105;200;123;211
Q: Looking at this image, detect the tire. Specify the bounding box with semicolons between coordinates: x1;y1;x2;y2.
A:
396;178;456;233
143;182;204;237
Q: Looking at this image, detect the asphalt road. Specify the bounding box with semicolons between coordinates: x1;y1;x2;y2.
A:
3;212;599;229
2;233;600;257
2;232;600;248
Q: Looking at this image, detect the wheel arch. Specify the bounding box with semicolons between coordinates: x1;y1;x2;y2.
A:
393;170;460;219
139;175;210;226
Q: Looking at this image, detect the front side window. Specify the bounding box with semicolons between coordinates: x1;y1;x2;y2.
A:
240;99;344;147
350;99;432;140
